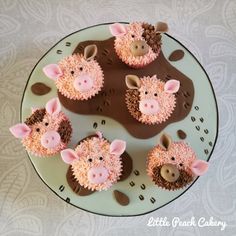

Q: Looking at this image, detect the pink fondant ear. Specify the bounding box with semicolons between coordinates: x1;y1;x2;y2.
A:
43;64;63;80
46;97;61;116
61;149;79;164
110;140;126;156
190;160;209;176
9;123;31;139
164;79;180;93
109;23;127;37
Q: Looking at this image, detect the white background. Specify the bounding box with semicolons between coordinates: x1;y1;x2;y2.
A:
0;0;235;235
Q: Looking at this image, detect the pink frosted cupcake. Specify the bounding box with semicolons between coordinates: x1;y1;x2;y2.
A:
61;132;126;191
109;22;168;68
147;134;209;190
125;74;180;125
9;98;72;157
43;45;104;100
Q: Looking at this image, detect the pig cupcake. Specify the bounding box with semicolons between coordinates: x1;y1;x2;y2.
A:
9;98;72;157
147;134;209;190
61;131;126;191
125;74;180;125
43;45;104;100
109;22;168;68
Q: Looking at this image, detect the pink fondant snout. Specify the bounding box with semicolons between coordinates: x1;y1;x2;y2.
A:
87;166;109;184
139;99;160;115
41;130;61;149
73;75;93;92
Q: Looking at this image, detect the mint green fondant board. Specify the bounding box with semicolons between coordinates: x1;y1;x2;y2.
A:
21;23;218;216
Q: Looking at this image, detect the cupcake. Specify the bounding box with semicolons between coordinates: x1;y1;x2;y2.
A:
9;98;72;157
61;132;126;191
109;22;168;68
125;74;180;125
147;133;209;190
43;45;104;100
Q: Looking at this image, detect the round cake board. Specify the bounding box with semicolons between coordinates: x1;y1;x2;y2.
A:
21;23;218;216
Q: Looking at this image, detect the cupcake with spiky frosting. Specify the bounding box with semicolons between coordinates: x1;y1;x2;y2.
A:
9;98;72;157
147;133;209;190
109;22;168;68
43;45;104;101
61;132;126;191
125;74;180;125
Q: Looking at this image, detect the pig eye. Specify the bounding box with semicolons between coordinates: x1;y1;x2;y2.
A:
79;67;83;71
99;157;103;161
45;122;49;126
154;93;158;96
88;158;92;162
36;128;40;132
71;71;74;75
131;34;135;38
144;91;148;95
179;163;183;167
171;157;175;161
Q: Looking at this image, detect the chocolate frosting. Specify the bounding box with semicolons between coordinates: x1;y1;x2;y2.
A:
58;37;194;139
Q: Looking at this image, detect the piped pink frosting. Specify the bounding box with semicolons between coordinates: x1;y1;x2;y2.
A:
114;22;159;68
147;141;197;179
72;137;122;191
56;54;104;100
138;76;176;124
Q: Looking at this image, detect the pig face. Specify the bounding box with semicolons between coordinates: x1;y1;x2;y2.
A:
9;98;72;157
43;45;104;100
125;74;180;124
147;134;209;190
61;132;126;191
109;22;168;68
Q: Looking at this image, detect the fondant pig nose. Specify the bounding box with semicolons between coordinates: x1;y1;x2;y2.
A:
41;131;61;149
88;166;109;184
73;75;93;92
160;164;180;182
130;40;149;56
139;99;160;115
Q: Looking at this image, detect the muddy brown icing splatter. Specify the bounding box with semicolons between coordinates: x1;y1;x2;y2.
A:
177;129;187;139
31;82;51;95
113;190;130;206
168;49;184;61
58;37;194;139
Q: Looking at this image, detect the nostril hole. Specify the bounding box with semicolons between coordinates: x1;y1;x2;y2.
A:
172;173;175;177
52;137;54;140
84;80;87;83
78;82;81;85
151;105;154;108
93;174;96;178
144;104;147;107
142;45;144;49
166;169;169;173
135;45;138;49
99;173;102;177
